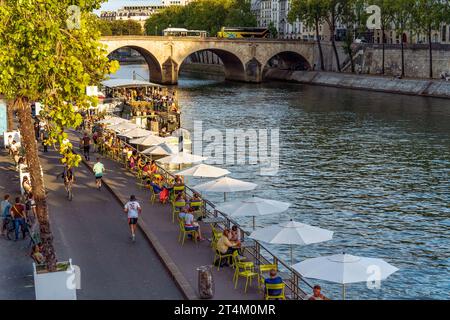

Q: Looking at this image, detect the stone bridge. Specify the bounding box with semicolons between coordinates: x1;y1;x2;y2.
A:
100;36;316;84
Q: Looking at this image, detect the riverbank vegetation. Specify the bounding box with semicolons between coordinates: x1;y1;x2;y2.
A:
144;0;256;36
289;0;450;78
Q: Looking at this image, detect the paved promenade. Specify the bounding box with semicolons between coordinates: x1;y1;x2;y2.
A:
69;132;263;300
0;146;183;299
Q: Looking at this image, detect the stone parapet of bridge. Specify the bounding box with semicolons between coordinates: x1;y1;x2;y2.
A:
100;36;316;84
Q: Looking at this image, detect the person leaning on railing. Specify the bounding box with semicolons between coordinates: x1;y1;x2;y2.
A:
307;285;329;300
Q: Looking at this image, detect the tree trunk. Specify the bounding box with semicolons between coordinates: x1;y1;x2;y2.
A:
315;17;325;71
15;97;57;272
401;37;405;77
381;26;385;75
7;100;14;131
428;27;433;79
330;23;341;72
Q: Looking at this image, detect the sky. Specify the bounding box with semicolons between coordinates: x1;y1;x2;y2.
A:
97;0;162;12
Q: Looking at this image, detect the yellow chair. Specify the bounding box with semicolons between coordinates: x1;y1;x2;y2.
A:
232;251;252;283
234;260;259;293
149;186;157;204
190;201;203;218
258;264;278;290
265;283;286;300
213;244;234;271
178;219;197;246
173;185;185;197
172;201;186;223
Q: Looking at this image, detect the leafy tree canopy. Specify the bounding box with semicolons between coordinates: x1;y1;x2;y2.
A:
145;0;256;36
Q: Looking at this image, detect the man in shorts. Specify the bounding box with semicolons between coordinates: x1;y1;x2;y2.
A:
82;133;91;161
123;195;141;242
92;157;105;190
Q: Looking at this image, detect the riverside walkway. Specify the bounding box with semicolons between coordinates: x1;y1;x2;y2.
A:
68;131;265;300
0;146;183;299
68;128;315;300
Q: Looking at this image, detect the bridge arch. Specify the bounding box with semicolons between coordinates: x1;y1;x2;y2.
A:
177;48;246;82
261;51;312;78
107;46;163;83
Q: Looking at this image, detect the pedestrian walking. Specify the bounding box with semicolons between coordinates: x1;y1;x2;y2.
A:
123;195;141;242
11;197;27;241
82;133;91;161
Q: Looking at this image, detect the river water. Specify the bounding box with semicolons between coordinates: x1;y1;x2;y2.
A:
111;64;450;300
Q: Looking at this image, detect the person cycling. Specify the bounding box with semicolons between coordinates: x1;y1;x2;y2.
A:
93;157;105;190
60;165;75;198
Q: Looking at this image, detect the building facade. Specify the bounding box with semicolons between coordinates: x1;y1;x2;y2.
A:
251;0;450;44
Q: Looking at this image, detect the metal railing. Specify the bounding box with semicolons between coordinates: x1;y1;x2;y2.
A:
100;134;315;300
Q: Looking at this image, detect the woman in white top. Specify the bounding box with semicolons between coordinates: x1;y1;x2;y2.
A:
184;208;205;241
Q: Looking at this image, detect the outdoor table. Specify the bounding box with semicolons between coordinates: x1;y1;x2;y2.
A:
202;217;226;224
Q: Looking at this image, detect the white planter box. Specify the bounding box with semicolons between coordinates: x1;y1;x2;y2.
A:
33;259;77;300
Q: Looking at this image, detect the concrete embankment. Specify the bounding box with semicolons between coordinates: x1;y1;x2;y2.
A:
265;69;450;99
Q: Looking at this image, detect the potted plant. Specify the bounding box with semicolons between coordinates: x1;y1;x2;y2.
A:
33;258;77;300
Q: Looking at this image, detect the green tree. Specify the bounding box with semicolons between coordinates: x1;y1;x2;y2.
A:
289;0;327;71
0;0;118;270
224;0;256;28
371;0;395;75
110;19;143;36
268;21;278;38
392;0;414;77
144;0;256;36
323;0;343;72
340;0;367;73
412;0;450;78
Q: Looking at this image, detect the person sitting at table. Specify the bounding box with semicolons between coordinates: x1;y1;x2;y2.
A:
184;207;205;241
178;206;189;220
230;225;241;242
174;192;186;206
142;161;151;176
150;179;163;195
137;155;145;171
159;186;169;204
129;154;136;171
307;285;329;300
264;269;283;298
150;160;158;174
173;176;185;195
215;229;239;267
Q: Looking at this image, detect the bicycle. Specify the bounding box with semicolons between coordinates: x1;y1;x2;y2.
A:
64;178;73;201
4;217;15;240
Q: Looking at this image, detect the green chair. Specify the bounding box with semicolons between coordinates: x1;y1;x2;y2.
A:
178;219;197;246
265;283;286;300
234;260;259;293
172;201;186;223
190;201;203;219
213;243;234;271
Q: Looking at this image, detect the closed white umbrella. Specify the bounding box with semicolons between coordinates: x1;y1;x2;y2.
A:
292;253;399;300
107;122;138;133
97;117;127;125
121;128;153;139
130;134;167;147
171;127;191;139
157;151;207;165
216;196;290;230
249;219;333;265
142;143;178;156
175;164;230;178
193;176;257;202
